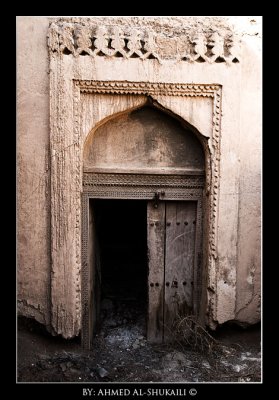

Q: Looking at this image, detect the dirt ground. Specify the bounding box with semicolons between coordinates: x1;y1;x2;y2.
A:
17;307;261;383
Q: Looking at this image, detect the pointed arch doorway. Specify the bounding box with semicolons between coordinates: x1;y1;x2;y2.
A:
81;105;206;349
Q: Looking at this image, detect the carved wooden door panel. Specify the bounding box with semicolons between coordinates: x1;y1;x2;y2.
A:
164;201;197;341
147;202;165;342
147;201;197;343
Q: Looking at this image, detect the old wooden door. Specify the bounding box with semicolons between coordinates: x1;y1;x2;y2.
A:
147;201;198;342
147;202;165;342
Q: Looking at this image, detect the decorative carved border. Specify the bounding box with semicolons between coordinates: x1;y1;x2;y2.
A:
83;173;205;188
76;80;219;97
81;175;204;348
50;77;222;338
48;22;240;64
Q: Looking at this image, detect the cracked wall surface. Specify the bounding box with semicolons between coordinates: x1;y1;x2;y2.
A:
17;17;51;327
17;16;261;336
235;31;261;325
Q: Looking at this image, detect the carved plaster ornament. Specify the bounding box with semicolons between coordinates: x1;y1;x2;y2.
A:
190;33;207;62
206;32;225;63
226;34;240;63
94;26;110;56
126;29;142;57
59;25;75;54
111;27;126;56
75;27;92;56
48;22;240;63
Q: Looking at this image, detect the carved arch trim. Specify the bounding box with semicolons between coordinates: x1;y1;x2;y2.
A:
50;78;222;337
74;79;222;255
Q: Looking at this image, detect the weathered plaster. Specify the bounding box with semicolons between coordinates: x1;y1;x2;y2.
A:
235;34;261;325
17;17;51;326
17;16;261;337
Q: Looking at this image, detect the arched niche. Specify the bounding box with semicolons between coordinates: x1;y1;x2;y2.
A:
83;105;205;174
81;104;207;348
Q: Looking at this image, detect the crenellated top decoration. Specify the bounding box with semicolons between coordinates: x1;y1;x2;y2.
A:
48;22;240;64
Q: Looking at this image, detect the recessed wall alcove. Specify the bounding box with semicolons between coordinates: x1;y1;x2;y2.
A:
81;103;208;348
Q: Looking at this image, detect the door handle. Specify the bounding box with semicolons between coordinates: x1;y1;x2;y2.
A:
153;192;160;208
153;191;165;208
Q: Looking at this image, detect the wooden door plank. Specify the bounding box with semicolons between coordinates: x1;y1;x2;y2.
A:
147;202;165;343
164;201;197;341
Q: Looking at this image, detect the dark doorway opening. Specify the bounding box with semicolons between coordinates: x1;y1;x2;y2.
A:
91;199;148;336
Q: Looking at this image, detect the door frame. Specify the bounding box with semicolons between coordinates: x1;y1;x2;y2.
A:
81;172;204;349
